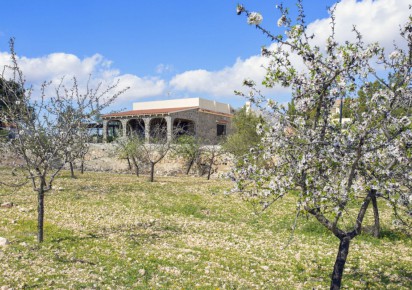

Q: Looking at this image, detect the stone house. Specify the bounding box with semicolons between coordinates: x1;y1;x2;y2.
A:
102;98;234;144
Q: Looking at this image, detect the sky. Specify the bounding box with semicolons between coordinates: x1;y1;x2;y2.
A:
0;0;410;112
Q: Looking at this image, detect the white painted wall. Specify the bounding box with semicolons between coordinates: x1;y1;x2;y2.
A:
132;98;232;114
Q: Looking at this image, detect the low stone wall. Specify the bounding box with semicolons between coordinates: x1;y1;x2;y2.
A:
76;143;232;178
0;143;233;178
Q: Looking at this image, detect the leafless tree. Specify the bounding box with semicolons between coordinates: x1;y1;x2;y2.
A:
116;135;146;177
0;39;128;242
199;142;223;180
172;134;203;175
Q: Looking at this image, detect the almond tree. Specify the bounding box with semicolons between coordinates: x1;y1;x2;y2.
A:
142;123;176;182
201;143;223;180
117;135;146;177
172;134;203;175
0;39;127;242
232;3;411;289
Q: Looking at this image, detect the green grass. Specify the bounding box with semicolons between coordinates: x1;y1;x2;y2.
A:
0;170;411;289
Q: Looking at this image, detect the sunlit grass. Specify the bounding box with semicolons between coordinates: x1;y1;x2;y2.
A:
0;169;411;289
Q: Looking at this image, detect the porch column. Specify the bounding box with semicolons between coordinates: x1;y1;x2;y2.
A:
165;116;173;142
121;119;128;137
143;117;151;143
102;119;108;143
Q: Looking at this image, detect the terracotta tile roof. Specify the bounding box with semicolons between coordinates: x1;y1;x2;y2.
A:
198;108;233;118
102;107;198;118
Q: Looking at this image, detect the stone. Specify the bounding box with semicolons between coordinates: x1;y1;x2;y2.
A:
138;269;146;276
260;265;269;271
0;237;10;246
0;202;13;208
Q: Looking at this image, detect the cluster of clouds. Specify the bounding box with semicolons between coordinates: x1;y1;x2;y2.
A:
0;51;166;104
0;0;410;107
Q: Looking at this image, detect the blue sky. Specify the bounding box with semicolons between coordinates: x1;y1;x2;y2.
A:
0;0;410;111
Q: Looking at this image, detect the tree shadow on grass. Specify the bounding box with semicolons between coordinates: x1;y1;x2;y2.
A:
50;232;100;243
358;226;411;244
346;266;412;288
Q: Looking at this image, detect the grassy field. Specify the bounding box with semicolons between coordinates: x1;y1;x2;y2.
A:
0;170;411;289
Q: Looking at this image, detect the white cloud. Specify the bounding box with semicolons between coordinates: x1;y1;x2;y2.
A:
170;55;291;101
0;51;167;106
307;0;410;51
1;0;409;108
170;0;410;101
170;55;266;96
115;74;166;102
155;63;174;74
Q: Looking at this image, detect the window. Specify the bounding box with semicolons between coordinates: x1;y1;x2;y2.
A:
217;124;226;136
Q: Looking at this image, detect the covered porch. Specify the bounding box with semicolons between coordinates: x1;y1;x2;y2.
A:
102;114;196;143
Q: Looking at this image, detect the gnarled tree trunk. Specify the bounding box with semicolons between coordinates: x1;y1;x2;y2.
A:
371;189;380;238
37;180;45;243
80;159;84;174
69;161;75;178
186;158;195;175
150;162;155;182
331;236;351;290
126;156;132;171
131;156;139;177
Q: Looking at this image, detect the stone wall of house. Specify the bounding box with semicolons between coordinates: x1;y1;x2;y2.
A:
171;109;232;144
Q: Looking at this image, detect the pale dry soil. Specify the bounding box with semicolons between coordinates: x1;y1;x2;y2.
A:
0;170;411;289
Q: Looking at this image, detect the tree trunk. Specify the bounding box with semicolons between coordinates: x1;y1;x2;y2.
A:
69;162;75;178
127;157;132;170
80;160;84;174
186;158;194;175
330;236;351;290
37;187;45;243
207;155;214;180
150;162;155;182
371;189;380;238
131;156;139;177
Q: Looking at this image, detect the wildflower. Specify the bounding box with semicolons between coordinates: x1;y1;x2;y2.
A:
248;12;263;25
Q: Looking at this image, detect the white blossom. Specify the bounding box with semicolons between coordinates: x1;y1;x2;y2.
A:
277;15;286;27
399;116;411;127
243;78;255;87
248;12;263;25
389;50;401;59
236;4;244;15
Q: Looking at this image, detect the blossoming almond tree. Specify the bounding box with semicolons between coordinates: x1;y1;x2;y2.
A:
0;39;128;242
232;3;411;289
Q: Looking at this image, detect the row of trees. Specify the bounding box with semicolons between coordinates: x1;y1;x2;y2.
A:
4;2;409;287
1;40;262;240
111;102;264;182
233;2;411;289
0;39;128;242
